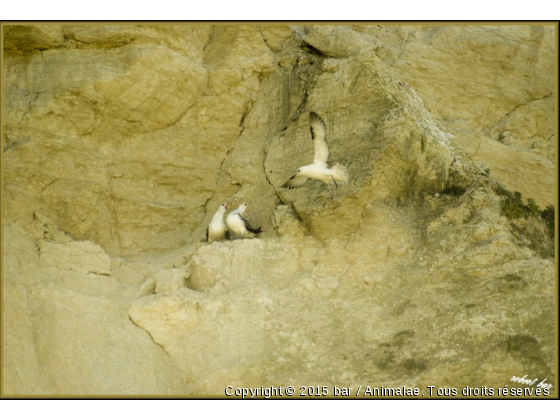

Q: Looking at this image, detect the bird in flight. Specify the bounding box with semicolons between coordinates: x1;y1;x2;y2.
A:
281;112;348;199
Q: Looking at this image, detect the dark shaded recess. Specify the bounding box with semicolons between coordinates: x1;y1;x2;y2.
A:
301;41;330;58
441;185;466;197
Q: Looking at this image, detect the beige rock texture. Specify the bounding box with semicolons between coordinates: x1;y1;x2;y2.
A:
370;25;556;208
2;24;556;396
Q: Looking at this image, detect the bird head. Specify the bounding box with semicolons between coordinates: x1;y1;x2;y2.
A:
297;166;308;176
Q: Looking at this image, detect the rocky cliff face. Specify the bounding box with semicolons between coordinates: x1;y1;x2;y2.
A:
2;24;556;395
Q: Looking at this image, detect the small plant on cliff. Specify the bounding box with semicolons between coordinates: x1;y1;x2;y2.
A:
496;187;549;221
500;190;527;219
526;198;540;215
496;186;556;248
540;204;555;239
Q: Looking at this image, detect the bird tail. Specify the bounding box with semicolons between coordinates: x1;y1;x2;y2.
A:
247;226;262;234
332;163;349;183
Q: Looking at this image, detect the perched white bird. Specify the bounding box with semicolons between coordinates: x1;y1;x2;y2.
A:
206;203;229;242
281;112;349;199
226;202;262;238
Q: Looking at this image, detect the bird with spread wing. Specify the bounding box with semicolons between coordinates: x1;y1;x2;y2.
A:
281;112;348;199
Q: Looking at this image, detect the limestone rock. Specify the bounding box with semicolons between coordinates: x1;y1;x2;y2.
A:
372;24;556;207
293;25;378;58
461;134;555;208
137;277;157;298
19;282;186;395
39;239;112;276
265;51;453;240
3;219;41;278
271;204;309;243
2;220;186;395
129;289;200;351
2;283;52;394
257;25;293;52
187;240;300;293
3;25;65;52
151;267;188;294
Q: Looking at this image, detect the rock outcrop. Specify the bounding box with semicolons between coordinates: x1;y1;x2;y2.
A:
2;24;556;395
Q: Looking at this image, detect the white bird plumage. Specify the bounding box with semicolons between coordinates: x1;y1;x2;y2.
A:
281;112;348;199
206;203;229;242
226;202;262;238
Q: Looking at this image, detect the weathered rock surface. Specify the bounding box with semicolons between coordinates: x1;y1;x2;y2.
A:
39;239;112;275
371;24;556;207
2;24;556;395
3;219;186;395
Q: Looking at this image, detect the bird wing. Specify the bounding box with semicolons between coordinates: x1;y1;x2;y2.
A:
240;216;261;234
309;112;329;166
281;173;309;189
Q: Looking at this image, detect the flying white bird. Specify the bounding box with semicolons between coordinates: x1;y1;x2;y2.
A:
281;112;348;199
206;203;229;242
226;202;262;238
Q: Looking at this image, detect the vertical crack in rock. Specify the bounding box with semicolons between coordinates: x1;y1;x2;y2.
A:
288;200;308;227
40;51;52;71
263;142;285;206
127;314;170;354
471;140;483;157
290;88;310;125
19;92;40;125
258;30;274;52
81;108;98;137
58;28;69;45
262;48;324;218
483;100;494;126
199;191;216;238
263;86;311;206
199;95;255;234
